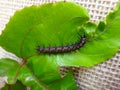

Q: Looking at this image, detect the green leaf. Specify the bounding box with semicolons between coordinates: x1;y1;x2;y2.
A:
1;58;60;90
1;80;26;90
48;71;77;90
0;58;61;90
17;65;48;90
17;56;61;87
26;56;60;84
96;21;106;33
0;1;120;68
99;2;120;50
0;1;89;58
17;59;77;90
81;22;97;39
0;58;19;84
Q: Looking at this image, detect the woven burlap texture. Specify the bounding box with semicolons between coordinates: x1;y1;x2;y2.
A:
0;0;120;90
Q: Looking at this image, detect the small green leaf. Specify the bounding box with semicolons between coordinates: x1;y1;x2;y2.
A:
95;21;106;36
82;22;97;39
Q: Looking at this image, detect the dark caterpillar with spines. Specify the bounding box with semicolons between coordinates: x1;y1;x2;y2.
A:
36;34;86;54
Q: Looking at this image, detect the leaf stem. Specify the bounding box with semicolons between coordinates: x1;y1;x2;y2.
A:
23;54;38;60
8;85;11;90
12;60;26;84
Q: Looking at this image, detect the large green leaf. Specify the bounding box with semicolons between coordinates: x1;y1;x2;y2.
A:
0;1;120;67
0;1;89;58
0;58;61;89
0;58;77;90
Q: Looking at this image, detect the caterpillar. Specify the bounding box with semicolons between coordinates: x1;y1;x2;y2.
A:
36;34;86;54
